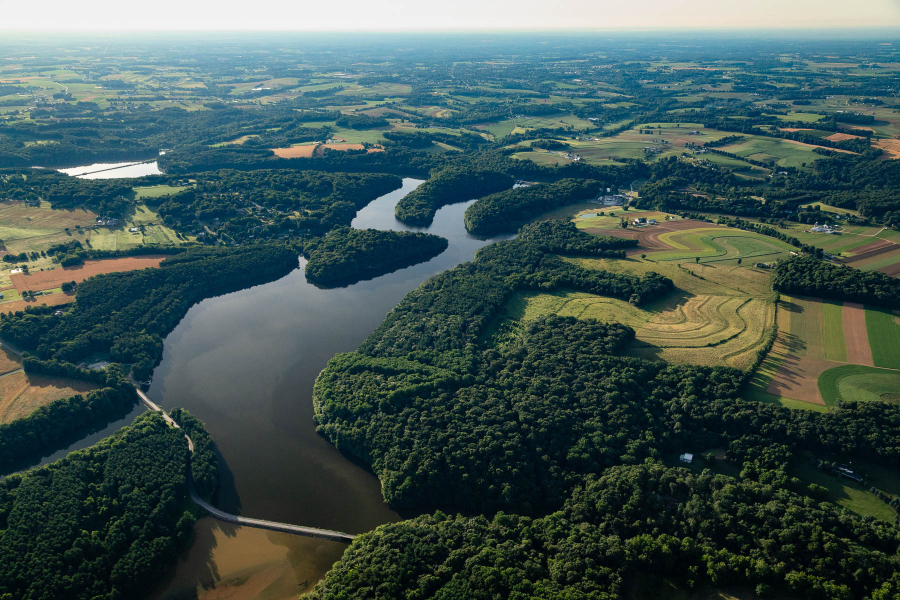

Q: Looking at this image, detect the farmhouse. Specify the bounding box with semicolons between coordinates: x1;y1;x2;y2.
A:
680;453;694;464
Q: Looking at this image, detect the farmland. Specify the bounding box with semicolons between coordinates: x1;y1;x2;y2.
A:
9;255;166;293
488;253;775;370
749;294;900;409
0;370;99;424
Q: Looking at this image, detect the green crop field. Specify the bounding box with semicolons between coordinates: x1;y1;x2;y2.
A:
717;135;828;169
819;364;900;406
865;307;900;370
822;300;848;362
133;184;187;199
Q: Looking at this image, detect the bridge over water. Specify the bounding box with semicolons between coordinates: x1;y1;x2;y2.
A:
134;387;357;544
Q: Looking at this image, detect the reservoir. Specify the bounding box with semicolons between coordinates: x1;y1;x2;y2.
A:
146;179;511;597
56;160;163;179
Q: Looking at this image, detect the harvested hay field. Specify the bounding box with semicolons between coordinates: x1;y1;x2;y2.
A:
0;347;21;376
11;255;166;293
0;371;99;423
765;298;836;404
0;293;70;315
272;144;319;158
878;262;900;277
825;132;864;142
581;218;721;255
874;138;900;159
841;239;899;264
0;201;98;244
488;256;775;370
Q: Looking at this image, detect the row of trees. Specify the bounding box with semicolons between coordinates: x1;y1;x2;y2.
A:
773;255;900;309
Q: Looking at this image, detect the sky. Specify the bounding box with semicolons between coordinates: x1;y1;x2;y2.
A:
0;0;899;31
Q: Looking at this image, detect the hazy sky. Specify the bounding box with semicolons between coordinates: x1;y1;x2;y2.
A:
0;0;898;31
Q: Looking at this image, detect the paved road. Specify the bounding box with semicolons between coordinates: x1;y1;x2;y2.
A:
133;387;356;543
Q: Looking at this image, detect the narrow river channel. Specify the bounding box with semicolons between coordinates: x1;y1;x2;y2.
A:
140;179;511;598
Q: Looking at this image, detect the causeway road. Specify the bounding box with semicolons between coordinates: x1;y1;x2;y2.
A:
133;386;356;543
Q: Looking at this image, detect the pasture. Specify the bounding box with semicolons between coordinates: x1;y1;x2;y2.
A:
716;135;840;169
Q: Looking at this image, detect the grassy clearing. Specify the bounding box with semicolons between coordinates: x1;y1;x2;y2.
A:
791;458;897;522
818;364;900;406
133;184;189;199
717;135;827;170
822;300;848;362
865;307;900;369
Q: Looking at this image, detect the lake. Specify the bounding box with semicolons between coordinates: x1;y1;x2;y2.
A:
135;179;510;598
56;160;162;179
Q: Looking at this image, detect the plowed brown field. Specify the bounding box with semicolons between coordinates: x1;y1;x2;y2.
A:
11;255;166;293
843;302;874;366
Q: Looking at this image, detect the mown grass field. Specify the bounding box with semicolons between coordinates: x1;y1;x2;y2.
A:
716;135;834;170
818;364;900;406
647;229;796;265
865;307;900;369
792;456;900;522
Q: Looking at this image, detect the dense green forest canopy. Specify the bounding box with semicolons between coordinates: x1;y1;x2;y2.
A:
304;227;449;285
154;170;402;242
0;411;207;600
394;167;513;226
310;464;900;600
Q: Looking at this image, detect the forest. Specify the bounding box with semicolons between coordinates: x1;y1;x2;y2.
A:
155;170;402;241
304;227;449;285
0;363;136;469
464;179;609;235
310;464;900;600
393;167;513;226
0;411;204;600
